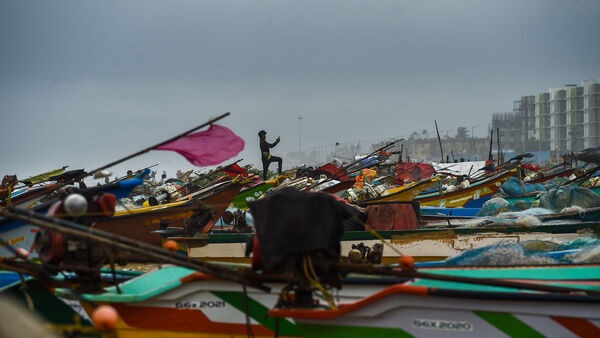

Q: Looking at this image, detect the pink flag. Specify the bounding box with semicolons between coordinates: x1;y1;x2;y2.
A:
155;124;245;166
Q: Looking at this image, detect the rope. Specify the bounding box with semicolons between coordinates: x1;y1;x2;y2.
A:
242;282;255;338
354;214;405;260
302;256;336;309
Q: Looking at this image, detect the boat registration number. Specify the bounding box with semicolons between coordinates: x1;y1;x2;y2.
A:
413;318;473;331
175;300;226;309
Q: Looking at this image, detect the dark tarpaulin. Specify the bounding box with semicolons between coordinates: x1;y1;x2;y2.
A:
296;163;351;182
248;187;347;271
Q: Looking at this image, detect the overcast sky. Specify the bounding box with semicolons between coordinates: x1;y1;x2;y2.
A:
1;0;599;181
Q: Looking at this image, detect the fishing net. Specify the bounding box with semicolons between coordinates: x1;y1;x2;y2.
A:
567;244;600;263
538;185;600;211
542;177;570;190
556;237;599;250
437;237;600;266
500;177;546;197
442;241;564;266
476;197;533;216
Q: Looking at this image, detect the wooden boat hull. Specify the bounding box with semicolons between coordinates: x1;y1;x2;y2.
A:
230;180;276;210
2;183;59;209
60;267;311;338
415;170;515;208
0;220;38;258
92;182;242;247
56;264;600;338
528;167;575;184
187;222;598;263
274;281;600;338
359;177;440;205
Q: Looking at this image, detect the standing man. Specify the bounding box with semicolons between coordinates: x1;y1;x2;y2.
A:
258;130;283;180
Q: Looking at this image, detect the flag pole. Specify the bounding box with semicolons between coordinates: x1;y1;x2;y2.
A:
87;112;231;178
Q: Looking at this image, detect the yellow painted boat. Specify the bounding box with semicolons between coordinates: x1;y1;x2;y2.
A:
360;177;440;204
415;169;516;208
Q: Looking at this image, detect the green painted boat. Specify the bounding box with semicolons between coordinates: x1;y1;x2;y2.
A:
52;263;600;338
230;179;277;210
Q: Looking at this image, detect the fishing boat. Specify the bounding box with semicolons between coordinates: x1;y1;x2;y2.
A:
91;179;243;247
230;178;277;210
356;176;440;204
269;264;600;338
2;186;600;338
48;262;597;338
414;168;516;208
0;181;59;209
185;186;599;263
185;220;597;264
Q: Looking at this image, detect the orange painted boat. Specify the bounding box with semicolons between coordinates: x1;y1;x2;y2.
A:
51;263;600;338
91;180;242;247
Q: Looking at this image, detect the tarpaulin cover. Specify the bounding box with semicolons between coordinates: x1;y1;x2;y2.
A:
394;162;435;184
432;160;489;176
364;202;419;231
248;188;345;271
298;163;351;182
223;163;248;178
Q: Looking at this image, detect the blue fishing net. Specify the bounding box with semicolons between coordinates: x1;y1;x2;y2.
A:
428;237;600;266
441;241;565;266
556;237;599;250
476;197;533;217
542;177;571;190
500;177;546;197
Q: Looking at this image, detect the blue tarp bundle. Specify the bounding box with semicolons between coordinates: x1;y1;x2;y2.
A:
500;176;546;197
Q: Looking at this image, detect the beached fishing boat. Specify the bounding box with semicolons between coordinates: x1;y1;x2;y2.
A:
230;178;277;210
352;176;441;205
46;259;600;338
1;181;59;209
414;169;516;208
186;220;598;264
2;185;600;338
269;264;600;338
186;186;599;263
92;179;242;247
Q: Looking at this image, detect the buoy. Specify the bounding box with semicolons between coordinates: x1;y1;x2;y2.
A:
399;255;415;271
163;240;178;252
63;193;88;217
92;305;118;330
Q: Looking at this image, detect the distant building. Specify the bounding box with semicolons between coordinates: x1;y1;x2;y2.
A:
283;79;599;169
494;79;599;156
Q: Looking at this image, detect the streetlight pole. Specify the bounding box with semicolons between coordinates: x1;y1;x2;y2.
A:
471;125;479;159
298;116;303;152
